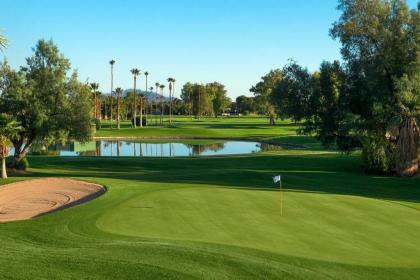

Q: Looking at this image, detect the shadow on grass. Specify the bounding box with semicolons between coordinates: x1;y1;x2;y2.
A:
24;153;420;205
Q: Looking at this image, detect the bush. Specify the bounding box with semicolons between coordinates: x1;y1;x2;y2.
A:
131;117;146;127
94;119;101;130
361;137;395;174
6;157;29;171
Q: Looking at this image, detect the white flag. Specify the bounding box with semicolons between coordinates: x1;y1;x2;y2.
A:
272;175;281;183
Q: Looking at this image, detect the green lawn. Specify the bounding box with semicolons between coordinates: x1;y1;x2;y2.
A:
1;117;420;279
95;116;321;148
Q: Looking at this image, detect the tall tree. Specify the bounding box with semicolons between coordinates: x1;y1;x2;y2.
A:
167;78;175;123
331;0;420;174
273;61;313;122
159;84;165;125
144;71;149;126
250;69;283;125
115;87;123;129
394;72;420;176
90;82;99;119
130;68;140;128
236;95;255;115
300;61;345;147
155;82;160;125
0;114;22;179
0;40;93;165
149;86;154;126
207;82;230;117
109;59;115;128
181;82;194;118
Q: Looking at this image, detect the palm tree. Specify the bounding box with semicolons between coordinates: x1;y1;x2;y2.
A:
97;92;102;120
90;82;99;119
139;92;144;128
394;73;420;176
0;34;7;49
155;83;160;125
172;78;176;123
189;87;193;119
149;86;154;126
130;68;140;128
198;85;201;120
115;87;123;129
109;60;116;128
144;71;149;126
159;84;165;125
167;78;176;123
0;114;22;179
167;78;173;123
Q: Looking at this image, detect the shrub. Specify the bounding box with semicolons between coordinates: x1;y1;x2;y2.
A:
131;117;146;127
6;157;29;171
94;119;101;130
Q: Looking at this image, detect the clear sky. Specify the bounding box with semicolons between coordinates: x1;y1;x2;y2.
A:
1;0;418;99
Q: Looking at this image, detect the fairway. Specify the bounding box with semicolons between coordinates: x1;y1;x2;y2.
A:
1;124;420;279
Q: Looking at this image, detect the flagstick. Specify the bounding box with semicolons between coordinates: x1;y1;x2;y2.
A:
279;179;283;216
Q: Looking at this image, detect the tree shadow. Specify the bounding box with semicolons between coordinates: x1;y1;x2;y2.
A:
26;153;420;205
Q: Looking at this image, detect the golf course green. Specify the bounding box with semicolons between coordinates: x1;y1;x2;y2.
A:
1;117;419;279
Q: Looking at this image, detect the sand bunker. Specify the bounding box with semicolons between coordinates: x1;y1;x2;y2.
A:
0;178;105;222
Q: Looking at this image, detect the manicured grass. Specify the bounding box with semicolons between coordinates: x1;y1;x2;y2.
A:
95;116;322;148
1;117;420;279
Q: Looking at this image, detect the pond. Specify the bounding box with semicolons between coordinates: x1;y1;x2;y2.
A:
20;140;283;157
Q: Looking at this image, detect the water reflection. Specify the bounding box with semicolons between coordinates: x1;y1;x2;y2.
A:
22;140;282;157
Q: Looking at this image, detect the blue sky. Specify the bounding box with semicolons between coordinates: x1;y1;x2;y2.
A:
1;0;418;99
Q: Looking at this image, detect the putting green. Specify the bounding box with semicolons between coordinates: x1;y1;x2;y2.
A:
97;183;420;267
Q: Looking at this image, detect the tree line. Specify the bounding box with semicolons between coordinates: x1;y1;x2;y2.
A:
247;0;420;176
180;82;231;118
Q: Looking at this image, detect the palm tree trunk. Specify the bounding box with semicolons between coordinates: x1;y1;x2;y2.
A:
110;65;114;128
117;94;121;129
94;91;97;119
145;76;148;126
133;77;137;128
198;87;201;120
1;157;7;179
169;86;172;124
160;95;163;126
139;98;143;128
172;82;175;123
396;117;420;176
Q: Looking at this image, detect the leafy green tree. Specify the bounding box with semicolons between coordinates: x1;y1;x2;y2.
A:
250;69;283;125
0;114;22;179
0;40;93;165
331;0;420;174
300;61;345;147
207;82;230;117
180;82;194;117
272;61;312;122
236;95;254;115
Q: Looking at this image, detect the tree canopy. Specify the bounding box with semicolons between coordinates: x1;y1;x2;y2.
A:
0;39;93;165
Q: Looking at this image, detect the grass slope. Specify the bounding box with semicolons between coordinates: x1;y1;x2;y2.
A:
1;118;419;279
